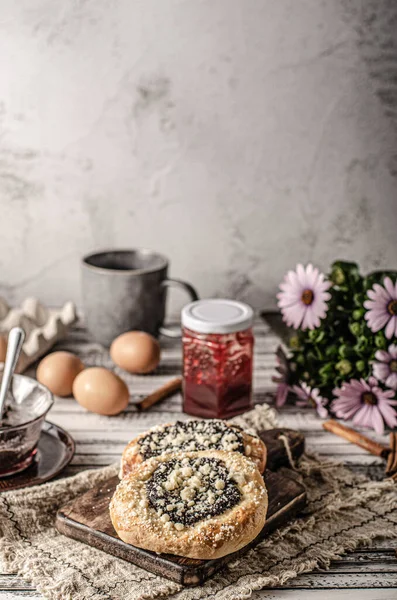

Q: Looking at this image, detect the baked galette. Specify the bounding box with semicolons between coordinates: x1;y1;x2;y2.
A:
110;450;268;559
120;419;267;477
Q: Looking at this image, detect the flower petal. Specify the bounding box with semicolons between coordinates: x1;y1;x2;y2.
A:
352;404;370;428
373;362;390;382
371;407;385;434
389;344;397;359
296;264;306;285
366;311;390;332
275;383;289;407
375;350;390;362
373;283;391;302
385;373;397;390
385;317;397;340
378;401;397;429
291;384;309;401
384;277;396;299
316;403;328;419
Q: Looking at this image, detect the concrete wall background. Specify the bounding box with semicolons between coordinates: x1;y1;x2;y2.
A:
0;0;396;313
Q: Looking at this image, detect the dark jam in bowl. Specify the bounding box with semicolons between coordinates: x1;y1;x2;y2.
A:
182;327;254;419
0;375;53;476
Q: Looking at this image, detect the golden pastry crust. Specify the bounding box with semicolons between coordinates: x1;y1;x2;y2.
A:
110;450;268;560
120;420;267;477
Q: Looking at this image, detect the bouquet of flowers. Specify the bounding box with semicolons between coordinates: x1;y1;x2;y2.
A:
273;260;397;433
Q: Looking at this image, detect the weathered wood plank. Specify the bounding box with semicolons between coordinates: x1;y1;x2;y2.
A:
1;590;397;600
0;575;396;600
2;567;397;592
0;594;42;599
2;550;397;591
253;592;397;599
283;572;397;588
0;579;33;591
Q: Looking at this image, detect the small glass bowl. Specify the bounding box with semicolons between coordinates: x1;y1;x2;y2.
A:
0;375;54;477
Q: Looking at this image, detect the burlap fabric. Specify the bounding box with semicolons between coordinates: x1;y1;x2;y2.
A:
1;403;397;600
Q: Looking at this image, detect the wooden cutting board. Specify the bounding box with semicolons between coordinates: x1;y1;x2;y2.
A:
56;428;306;586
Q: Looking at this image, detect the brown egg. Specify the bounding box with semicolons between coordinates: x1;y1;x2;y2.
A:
110;331;160;374
37;351;85;397
73;367;129;415
0;335;7;362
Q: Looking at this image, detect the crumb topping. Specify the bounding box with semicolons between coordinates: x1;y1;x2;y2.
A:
146;456;241;526
138;420;244;460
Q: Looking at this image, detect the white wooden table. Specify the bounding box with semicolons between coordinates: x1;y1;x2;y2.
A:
1;318;396;600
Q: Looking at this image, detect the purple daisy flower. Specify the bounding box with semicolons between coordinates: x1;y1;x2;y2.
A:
364;277;397;339
291;382;328;418
277;264;331;330
272;346;290;407
331;377;397;434
373;344;397;390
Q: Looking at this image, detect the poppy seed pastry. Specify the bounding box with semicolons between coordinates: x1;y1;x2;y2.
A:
120;420;267;477
110;450;268;559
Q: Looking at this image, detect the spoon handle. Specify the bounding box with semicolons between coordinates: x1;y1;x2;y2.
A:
0;327;26;420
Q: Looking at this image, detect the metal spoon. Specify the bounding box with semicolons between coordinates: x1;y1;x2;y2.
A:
0;327;26;422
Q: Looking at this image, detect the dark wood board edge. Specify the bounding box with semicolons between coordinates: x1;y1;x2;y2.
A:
56;512;186;582
261;428;305;471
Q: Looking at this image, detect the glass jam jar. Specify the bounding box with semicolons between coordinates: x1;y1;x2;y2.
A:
182;299;254;419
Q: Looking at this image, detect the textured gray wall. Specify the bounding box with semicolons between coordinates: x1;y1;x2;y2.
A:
0;1;396;311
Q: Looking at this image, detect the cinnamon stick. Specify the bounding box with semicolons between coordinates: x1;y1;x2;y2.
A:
323;419;390;459
386;432;397;475
136;377;182;411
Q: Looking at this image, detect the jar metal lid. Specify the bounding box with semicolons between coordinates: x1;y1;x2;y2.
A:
181;299;254;334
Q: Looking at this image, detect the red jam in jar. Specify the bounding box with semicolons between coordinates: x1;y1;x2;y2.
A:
182;299;254;419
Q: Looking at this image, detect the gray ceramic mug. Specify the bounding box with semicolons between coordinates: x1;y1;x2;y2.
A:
81;249;199;346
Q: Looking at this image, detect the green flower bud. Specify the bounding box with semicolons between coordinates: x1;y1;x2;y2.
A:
312;330;325;343
339;345;354;358
353;309;364;321
336;359;352;375
303;371;310;380
375;333;387;349
349;322;361;337
353;293;365;306
331;266;345;286
289;335;300;350
355;336;369;352
325;345;338;358
356;360;366;372
319;363;333;377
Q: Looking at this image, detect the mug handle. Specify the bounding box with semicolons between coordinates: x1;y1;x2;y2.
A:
159;278;199;338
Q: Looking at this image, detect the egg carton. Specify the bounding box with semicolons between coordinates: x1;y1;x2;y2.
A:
0;297;77;373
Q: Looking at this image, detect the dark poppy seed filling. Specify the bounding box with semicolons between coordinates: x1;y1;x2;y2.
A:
138;420;245;460
146;457;241;526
